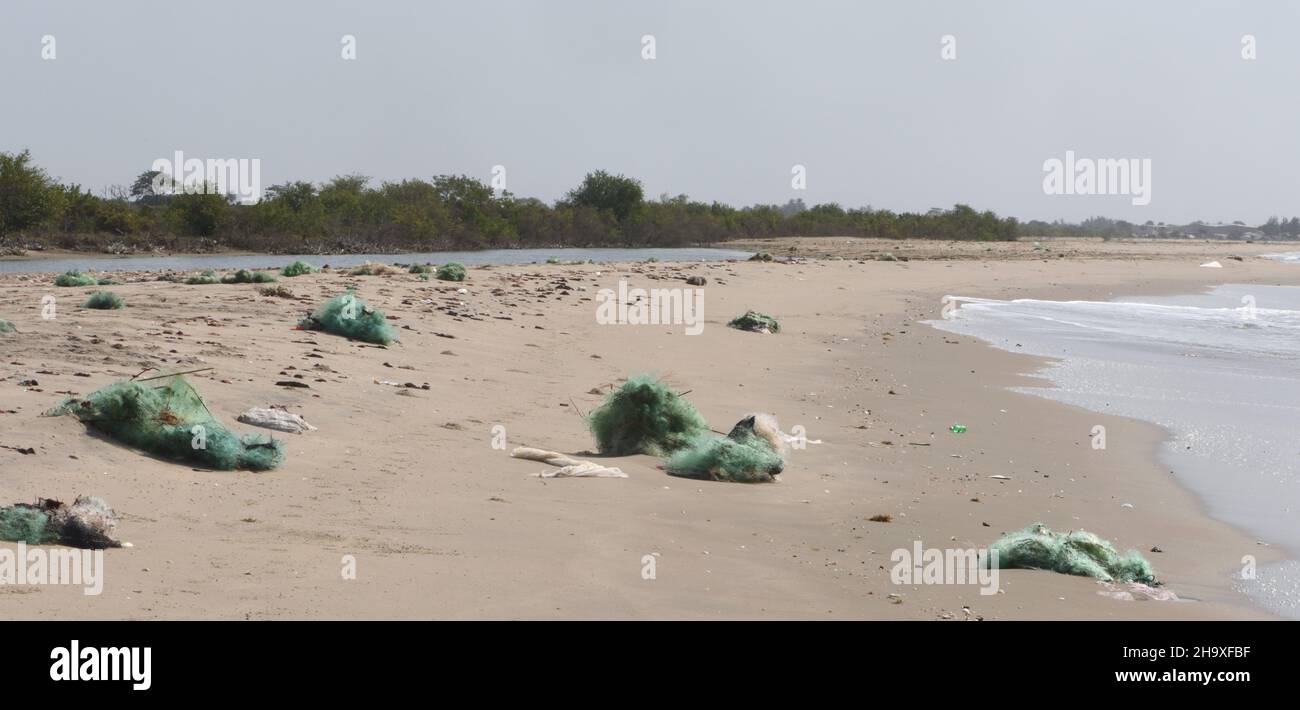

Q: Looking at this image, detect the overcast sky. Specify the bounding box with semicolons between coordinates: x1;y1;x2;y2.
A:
1;0;1296;224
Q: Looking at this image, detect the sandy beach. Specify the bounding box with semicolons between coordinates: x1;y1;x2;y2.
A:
1;238;1295;619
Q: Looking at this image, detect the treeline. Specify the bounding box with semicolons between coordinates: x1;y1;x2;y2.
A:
0;149;1023;253
1023;215;1300;240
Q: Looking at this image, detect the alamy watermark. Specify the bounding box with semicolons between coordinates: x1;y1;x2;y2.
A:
0;543;104;595
596;280;704;335
150;150;262;204
1042;150;1151;206
890;542;1000;595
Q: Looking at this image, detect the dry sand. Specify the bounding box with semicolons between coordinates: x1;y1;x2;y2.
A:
1;238;1295;619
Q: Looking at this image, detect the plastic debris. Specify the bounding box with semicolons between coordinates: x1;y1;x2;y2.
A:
236;407;316;434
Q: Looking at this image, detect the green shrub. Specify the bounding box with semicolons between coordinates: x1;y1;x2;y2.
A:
82;291;124;309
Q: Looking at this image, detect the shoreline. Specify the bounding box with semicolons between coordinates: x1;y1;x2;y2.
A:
1;240;1294;618
921;271;1292;619
3;235;1299;265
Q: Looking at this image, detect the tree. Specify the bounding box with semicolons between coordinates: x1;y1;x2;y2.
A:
564;170;644;222
168;185;231;236
264;181;318;212
0;150;61;235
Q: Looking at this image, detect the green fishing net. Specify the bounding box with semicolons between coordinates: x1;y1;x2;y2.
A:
221;269;277;284
281;261;315;277
82;291;125;309
47;375;284;471
665;431;784;483
54;270;97;287
587;375;710;456
185;270;220;285
299;291;397;345
436;263;466;281
727;311;780;333
0;507;53;544
986;523;1157;584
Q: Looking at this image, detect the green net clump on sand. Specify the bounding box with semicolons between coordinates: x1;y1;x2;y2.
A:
587;375;709;456
55;270;97;287
299;291;397;345
47;375;283;471
985;523;1156;585
281;260;315;277
185;270;220;285
82;291;125;310
0;319;15;333
436;262;467;281
0;506;53;544
408;263;433;274
728;310;780;333
666;434;784;483
221;269;277;284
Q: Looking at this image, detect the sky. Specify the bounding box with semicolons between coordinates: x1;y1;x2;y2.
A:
1;0;1296;224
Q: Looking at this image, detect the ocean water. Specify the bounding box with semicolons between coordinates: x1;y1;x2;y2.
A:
0;247;753;274
1264;251;1300;264
928;284;1300;617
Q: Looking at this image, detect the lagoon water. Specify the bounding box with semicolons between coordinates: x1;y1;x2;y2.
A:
0;247;753;274
929;284;1300;617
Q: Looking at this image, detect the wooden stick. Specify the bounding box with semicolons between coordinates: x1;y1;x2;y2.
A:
135;367;214;382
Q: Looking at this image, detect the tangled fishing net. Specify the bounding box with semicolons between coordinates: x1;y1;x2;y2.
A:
47;375;284;471
728;311;780;333
184;270;220;285
299;291;397;345
221;269;277;284
587;376;709;456
666;414;787;483
82;291;125;309
281;261;315;277
436;263;467;281
0;497;122;548
54;270;97;287
985;523;1156;584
